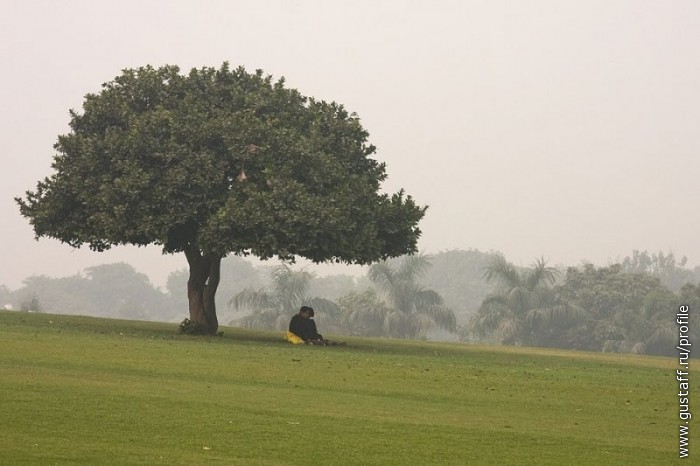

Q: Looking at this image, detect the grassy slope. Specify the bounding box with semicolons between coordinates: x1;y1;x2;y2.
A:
0;311;692;465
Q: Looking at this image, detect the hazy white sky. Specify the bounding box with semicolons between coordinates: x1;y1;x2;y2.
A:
1;0;699;289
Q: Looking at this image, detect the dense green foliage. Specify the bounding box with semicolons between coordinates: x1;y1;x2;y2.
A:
17;64;424;261
472;256;699;356
0;312;683;465
555;264;691;355
16;63;425;333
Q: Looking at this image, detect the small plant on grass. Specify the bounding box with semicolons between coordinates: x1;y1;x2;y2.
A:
179;318;206;335
179;318;224;336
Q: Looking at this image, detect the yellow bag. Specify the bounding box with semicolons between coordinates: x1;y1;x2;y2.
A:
285;331;305;345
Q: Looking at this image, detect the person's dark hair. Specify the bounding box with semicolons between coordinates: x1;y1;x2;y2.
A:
300;305;314;317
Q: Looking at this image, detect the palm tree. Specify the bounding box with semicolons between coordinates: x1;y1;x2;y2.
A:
362;254;456;339
472;255;582;346
229;265;340;332
337;289;391;337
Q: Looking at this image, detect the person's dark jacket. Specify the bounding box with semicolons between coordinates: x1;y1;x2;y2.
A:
289;314;322;341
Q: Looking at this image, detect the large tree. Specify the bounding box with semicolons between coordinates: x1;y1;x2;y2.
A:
16;63;425;334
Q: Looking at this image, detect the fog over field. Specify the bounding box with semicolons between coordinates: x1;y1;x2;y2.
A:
2;0;699;289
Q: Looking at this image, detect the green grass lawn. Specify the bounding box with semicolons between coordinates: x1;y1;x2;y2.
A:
0;311;693;465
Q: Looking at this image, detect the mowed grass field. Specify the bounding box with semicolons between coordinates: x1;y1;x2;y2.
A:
0;311;692;465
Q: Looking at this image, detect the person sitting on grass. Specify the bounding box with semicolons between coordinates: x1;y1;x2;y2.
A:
288;305;326;345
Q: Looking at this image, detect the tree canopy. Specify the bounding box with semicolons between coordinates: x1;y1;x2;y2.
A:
16;63;426;334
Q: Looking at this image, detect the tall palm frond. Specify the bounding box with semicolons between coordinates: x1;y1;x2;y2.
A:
411;313;438;337
337;289;389;337
345;308;388;337
482;254;522;290
383;310;412;338
414;288;444;309
474;256;574;346
233;308;284;330
369;254;435;313
525;302;586;329
367;262;396;291
271;265;312;311
366;254;456;339
526;257;559;289
506;286;532;315
228;287;274;312
369;261;407;310
395;254;432;282
472;294;511;336
498;317;525;345
418;303;457;332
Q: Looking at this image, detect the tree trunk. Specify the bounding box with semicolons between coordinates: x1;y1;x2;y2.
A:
184;245;221;335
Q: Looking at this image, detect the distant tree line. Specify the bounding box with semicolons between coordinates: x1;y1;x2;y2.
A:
472;253;700;356
1;263;172;320
2;249;698;356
